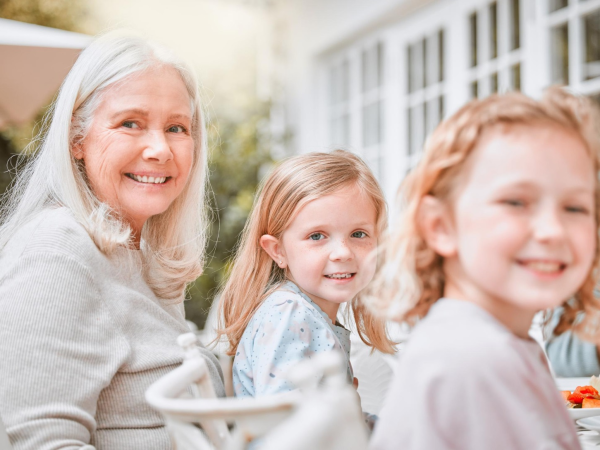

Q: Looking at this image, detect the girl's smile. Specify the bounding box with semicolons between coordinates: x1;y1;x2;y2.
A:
432;123;596;337
261;183;378;322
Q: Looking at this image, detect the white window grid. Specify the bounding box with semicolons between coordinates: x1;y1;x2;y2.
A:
468;0;523;99
325;41;385;181
545;0;600;97
405;28;446;169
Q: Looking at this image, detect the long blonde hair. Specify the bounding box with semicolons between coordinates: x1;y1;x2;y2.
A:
219;150;395;355
365;87;600;336
0;31;209;302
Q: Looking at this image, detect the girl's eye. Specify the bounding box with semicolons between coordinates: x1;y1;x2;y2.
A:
502;199;525;208
168;125;187;133
566;205;590;214
351;231;367;238
309;233;325;241
122;121;139;129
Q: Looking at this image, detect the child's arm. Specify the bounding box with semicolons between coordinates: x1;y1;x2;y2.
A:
545;307;600;377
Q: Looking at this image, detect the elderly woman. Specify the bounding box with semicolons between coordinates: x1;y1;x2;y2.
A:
0;32;224;449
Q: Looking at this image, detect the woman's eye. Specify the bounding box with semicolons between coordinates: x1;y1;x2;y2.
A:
122;121;139;129
309;233;325;241
168;125;186;133
351;231;367;238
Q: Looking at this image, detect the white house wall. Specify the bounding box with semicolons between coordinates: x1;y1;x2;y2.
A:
275;0;600;202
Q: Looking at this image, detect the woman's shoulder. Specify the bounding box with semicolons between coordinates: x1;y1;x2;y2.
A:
0;207;100;274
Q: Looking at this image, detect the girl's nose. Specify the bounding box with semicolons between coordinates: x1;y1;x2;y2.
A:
533;206;566;243
142;130;173;164
330;239;354;262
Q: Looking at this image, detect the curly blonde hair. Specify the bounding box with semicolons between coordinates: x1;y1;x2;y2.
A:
218;150;396;355
364;87;600;337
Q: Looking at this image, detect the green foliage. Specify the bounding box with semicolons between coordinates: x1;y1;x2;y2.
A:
184;104;274;329
0;0;88;32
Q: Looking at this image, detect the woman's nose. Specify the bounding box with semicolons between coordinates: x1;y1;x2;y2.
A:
142;130;173;164
329;239;354;262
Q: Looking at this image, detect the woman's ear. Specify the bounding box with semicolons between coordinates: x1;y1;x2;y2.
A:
417;195;457;258
72;142;84;160
260;235;287;268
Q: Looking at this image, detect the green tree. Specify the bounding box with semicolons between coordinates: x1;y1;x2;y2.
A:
185;104;274;329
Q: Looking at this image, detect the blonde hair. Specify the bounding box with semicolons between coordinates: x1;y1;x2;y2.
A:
218;150;395;355
0;31;209;302
365;87;600;336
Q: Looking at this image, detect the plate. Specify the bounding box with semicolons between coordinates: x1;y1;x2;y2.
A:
578;416;600;433
556;378;600;420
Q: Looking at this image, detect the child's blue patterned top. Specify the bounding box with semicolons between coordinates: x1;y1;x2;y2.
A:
233;281;352;397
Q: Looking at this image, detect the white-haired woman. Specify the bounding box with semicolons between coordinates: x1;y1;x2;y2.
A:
0;32;225;449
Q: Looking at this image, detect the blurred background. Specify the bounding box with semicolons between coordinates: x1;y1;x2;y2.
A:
2;0;600;328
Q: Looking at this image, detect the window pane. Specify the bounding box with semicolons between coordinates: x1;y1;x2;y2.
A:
331;114;349;146
408;40;425;93
511;63;521;91
377;42;384;87
341;60;349;102
329;61;349;105
425;96;444;137
551;23;569;84
471;80;479;99
363;101;381;147
584;10;600;80
362;46;381;93
439;29;445;82
408;104;425;155
510;0;521;50
425;34;437;87
490;72;498;93
490;2;498;59
470;12;478;67
549;0;568;12
407;46;412;93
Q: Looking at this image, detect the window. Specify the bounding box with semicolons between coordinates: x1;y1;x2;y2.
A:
328;59;350;146
406;29;445;160
468;0;522;98
361;42;385;178
547;0;600;97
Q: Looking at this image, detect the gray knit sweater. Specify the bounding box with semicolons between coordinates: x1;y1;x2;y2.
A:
0;207;225;449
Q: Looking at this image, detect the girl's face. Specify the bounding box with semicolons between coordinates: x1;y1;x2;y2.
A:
262;184;378;321
433;124;596;336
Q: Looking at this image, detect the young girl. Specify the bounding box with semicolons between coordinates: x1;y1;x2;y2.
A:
219;150;395;399
367;88;600;450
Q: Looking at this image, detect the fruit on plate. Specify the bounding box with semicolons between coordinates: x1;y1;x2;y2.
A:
583;398;600;408
564;385;600;409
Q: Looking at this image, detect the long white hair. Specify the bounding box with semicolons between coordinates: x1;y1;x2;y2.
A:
0;31;209;301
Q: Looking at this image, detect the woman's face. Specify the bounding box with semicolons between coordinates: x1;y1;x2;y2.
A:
76;66;195;237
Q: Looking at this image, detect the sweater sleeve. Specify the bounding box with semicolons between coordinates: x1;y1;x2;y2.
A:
544;307;600;377
0;252;128;450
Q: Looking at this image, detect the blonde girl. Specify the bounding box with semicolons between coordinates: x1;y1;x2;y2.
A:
219;150;395;399
368;88;600;450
